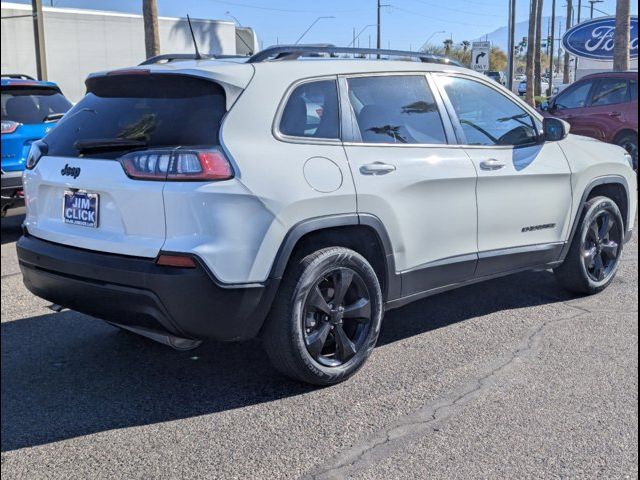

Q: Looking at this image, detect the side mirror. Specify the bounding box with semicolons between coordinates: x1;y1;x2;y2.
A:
542;117;570;142
539;101;550;111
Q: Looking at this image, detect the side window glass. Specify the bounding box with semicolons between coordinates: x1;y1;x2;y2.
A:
554;81;593;110
590;79;629;107
346;75;447;144
439;76;538;147
631;80;638;101
279;80;340;139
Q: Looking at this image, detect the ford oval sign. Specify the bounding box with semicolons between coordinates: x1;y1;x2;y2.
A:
562;16;638;60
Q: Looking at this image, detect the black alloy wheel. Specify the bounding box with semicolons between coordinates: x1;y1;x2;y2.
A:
302;267;372;367
581;209;622;283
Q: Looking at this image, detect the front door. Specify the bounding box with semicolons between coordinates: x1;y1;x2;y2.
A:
548;78;597;137
340;74;478;298
434;74;573;277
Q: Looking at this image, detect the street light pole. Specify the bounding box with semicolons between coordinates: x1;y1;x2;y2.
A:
422;30;446;50
507;0;516;91
294;16;334;45
589;0;604;19
31;0;47;80
348;24;376;47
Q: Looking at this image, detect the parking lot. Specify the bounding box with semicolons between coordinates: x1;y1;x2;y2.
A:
1;213;637;479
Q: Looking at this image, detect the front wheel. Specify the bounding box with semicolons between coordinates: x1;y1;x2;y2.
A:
615;133;638;171
263;247;383;385
554;196;625;294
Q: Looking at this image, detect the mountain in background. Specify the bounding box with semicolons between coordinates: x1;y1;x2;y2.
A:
476;16;568;51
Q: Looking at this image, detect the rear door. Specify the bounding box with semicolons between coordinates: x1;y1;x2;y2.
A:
23;73;227;258
341;73;478;297
580;77;632;142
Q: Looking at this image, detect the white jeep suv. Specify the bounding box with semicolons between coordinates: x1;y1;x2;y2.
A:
17;46;637;385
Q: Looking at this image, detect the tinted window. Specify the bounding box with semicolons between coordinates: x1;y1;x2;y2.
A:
590;79;629;106
44;75;226;158
347;75;447;144
279;80;340;139
440;76;538;147
631;80;638;101
554;81;593;109
1;87;71;124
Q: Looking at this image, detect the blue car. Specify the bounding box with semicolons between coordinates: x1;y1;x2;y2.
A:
1;74;72;215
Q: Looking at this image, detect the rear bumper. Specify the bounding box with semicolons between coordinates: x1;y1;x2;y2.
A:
17;234;277;341
1;170;24;209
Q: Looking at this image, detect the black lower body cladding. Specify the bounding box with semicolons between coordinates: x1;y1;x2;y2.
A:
16;234;276;341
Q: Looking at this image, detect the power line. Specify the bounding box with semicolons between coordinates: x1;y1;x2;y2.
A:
391;6;497;28
404;0;505;17
209;0;371;14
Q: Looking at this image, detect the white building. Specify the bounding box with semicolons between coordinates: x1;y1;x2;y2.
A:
1;2;259;101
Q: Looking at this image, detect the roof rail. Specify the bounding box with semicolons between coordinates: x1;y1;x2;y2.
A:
1;73;36;80
139;53;248;66
247;46;463;67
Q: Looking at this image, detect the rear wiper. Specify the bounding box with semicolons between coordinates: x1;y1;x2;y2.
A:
74;138;148;154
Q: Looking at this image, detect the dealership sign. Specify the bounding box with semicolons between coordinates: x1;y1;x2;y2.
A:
562;16;638;60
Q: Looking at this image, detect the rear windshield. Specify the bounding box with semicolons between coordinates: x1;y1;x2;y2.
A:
44;74;226;158
1;87;72;124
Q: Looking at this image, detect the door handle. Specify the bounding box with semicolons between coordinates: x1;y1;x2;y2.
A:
608;111;622;117
360;162;396;175
479;159;506;171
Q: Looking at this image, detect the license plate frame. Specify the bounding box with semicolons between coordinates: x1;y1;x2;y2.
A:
62;190;99;228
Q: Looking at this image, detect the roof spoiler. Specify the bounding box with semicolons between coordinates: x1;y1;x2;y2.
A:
247;46;463;67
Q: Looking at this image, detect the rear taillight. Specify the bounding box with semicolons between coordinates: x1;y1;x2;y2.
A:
118;148;233;181
26;141;48;170
1;120;20;134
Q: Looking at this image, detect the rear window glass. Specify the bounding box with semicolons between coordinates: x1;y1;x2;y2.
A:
44;74;226;158
279;80;340;139
1;87;71;124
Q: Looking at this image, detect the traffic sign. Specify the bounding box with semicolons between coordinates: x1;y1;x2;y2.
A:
471;41;490;72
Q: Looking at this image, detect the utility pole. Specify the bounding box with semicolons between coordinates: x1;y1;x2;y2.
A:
574;0;582;80
507;0;517;91
613;0;631;71
31;0;47;80
377;0;381;50
563;0;572;84
548;0;556;96
534;0;544;97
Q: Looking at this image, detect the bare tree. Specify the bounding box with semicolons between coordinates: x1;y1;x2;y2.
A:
525;0;538;106
614;0;631;71
142;0;160;59
563;0;572;84
534;0;544;97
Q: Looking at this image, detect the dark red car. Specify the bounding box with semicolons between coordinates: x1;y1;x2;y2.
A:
541;71;638;169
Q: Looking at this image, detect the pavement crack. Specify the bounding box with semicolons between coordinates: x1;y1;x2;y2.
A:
303;309;588;480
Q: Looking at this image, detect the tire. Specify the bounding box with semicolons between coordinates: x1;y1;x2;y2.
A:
263;247;383;385
615;132;638;171
554;196;625;294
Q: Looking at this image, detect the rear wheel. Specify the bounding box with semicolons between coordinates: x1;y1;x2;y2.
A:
554;196;624;294
263;247;383;385
615;132;638;171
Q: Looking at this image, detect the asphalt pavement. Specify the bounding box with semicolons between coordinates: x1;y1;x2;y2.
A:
1;213;638;479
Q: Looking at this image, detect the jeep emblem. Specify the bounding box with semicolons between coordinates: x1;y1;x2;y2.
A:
60;164;81;179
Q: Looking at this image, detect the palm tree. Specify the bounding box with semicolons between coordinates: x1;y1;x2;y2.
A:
563;0;572;84
614;0;631;71
443;38;454;55
462;40;471;52
534;0;544;97
525;0;538;106
142;0;160;59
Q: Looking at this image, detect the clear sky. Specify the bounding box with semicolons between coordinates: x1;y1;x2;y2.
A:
7;0;638;50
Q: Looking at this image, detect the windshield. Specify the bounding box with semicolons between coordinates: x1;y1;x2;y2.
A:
1;87;72;124
43;74;227;158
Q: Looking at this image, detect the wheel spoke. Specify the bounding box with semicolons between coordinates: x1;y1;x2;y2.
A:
587;222;600;242
598;213;613;239
305;322;331;359
334;325;357;362
343;297;371;321
308;286;331;315
332;269;354;306
601;240;619;260
582;246;597;270
593;254;605;280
